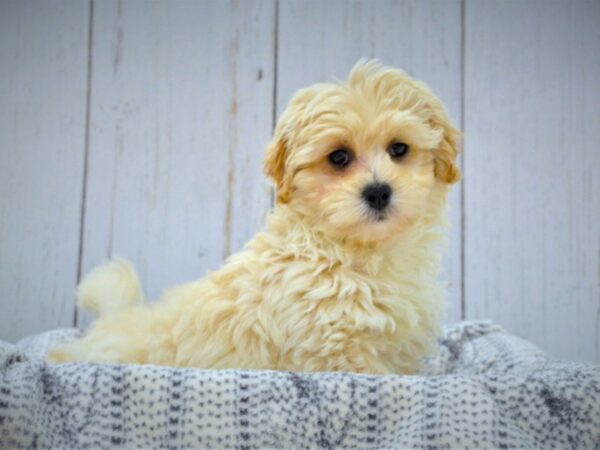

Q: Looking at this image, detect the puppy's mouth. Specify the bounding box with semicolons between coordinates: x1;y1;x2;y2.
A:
365;208;391;223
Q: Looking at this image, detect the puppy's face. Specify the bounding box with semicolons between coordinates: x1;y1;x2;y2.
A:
265;61;461;243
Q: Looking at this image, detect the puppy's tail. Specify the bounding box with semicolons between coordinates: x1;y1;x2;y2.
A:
77;258;144;318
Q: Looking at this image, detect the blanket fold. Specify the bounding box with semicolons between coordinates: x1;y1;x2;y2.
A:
1;322;599;449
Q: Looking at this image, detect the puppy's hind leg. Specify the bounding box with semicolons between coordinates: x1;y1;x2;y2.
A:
48;307;160;364
48;258;153;364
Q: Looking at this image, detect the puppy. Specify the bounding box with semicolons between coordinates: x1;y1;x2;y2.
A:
49;61;461;374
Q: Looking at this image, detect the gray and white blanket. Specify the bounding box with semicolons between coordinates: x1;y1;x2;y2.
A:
1;321;599;449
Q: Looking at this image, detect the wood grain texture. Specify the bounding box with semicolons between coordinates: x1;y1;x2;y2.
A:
78;0;275;327
277;0;464;323
464;0;600;362
1;0;598;364
0;0;89;341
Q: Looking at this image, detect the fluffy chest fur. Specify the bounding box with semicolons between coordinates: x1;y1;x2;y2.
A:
164;207;443;374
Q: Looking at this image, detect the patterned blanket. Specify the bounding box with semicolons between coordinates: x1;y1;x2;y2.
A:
1;322;599;449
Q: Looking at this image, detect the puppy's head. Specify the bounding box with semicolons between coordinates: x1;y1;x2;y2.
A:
265;60;461;242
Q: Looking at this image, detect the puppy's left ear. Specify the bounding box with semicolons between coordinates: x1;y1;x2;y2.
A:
430;107;462;184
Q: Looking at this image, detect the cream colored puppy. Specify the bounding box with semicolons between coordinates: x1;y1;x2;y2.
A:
50;61;461;374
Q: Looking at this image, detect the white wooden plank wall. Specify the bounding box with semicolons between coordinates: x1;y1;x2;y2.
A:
78;0;275;327
0;0;89;341
464;0;600;363
0;0;598;363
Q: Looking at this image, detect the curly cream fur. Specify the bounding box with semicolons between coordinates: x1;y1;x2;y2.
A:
49;60;461;374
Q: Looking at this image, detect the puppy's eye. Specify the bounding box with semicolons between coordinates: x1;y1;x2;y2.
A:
388;142;410;159
328;149;352;169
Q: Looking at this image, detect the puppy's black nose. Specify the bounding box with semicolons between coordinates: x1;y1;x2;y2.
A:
362;182;392;211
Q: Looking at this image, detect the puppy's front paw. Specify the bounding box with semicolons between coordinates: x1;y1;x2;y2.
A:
47;341;83;364
47;345;71;364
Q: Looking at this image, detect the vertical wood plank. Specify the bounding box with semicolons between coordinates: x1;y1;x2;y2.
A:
277;0;464;323
0;0;89;341
464;0;600;362
79;0;275;326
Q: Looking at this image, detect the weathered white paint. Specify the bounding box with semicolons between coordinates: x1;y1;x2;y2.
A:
277;0;464;324
464;0;600;363
0;0;89;341
78;0;275;327
0;0;598;364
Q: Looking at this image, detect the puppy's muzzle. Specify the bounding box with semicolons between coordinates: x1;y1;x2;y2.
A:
362;182;392;212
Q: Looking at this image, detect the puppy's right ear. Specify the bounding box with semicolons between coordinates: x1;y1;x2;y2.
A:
264;85;322;204
264;132;291;204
